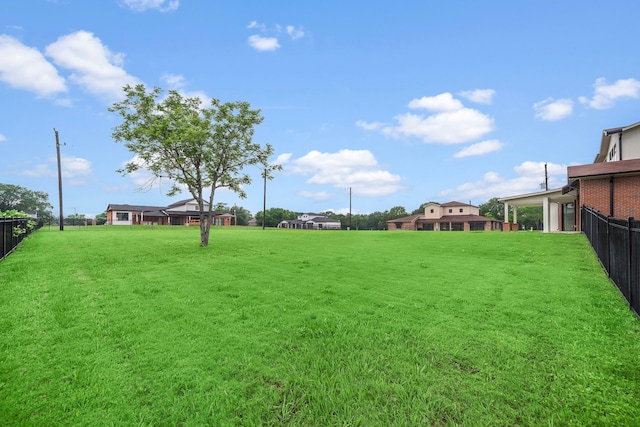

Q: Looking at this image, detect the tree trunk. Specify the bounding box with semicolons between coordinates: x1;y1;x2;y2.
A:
199;211;210;246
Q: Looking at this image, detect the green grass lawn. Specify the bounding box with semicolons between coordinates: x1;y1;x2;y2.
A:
1;227;639;426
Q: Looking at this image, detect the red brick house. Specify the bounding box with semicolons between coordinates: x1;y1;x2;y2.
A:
387;201;502;231
567;121;640;230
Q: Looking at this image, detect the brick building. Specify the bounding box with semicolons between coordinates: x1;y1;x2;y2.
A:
387;201;502;231
567;122;640;231
501;121;640;232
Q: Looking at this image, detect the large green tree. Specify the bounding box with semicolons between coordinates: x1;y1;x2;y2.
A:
0;183;53;220
479;197;505;221
255;207;297;228
109;84;280;246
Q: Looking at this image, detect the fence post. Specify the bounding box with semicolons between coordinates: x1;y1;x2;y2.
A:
629;217;634;310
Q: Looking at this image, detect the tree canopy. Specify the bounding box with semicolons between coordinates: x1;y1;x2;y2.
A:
0;183;53;220
109;84;280;246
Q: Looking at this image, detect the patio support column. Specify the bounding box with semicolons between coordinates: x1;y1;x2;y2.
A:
542;196;550;233
513;206;518;225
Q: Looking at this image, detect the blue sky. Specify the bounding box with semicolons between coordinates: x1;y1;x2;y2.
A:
2;0;640;218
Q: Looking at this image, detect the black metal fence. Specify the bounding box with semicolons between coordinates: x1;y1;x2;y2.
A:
582;206;640;316
0;217;41;261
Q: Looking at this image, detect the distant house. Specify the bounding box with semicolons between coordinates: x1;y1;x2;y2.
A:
278;213;342;230
105;198;233;226
387;201;502;231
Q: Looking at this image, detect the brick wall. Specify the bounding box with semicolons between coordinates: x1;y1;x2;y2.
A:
580;178;612;215
580;176;640;218
614;175;640;218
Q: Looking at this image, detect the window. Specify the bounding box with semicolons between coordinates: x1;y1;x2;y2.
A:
451;222;464;231
430;209;434;213
394;222;403;229
116;212;129;221
448;209;452;213
422;223;434;231
469;221;485;231
459;208;464;213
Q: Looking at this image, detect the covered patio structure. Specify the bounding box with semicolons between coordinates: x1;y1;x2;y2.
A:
498;187;578;233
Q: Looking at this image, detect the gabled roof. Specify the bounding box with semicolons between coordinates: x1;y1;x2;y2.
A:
306;216;340;223
595;121;640;163
440;201;475;207
387;214;422;223
167;198;198;208
106;204;167;212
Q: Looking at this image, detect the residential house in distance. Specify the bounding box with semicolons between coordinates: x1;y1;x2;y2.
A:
387;201;502;231
500;120;640;232
278;213;342;230
106;198;234;226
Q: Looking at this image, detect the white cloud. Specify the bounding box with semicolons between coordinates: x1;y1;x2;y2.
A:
579;77;640;110
0;35;67;97
533;97;573;121
161;73;186;89
121;0;179;12
248;34;280;52
22;154;93;186
408;92;464;112
439;161;567;202
454;139;505;158
367;92;495;144
45;31;140;102
286;25;305;40
273;153;292;165
0;134;6;142
247;21;266;31
458;89;495;104
355;120;385;131
381;108;495;144
289;149;404;197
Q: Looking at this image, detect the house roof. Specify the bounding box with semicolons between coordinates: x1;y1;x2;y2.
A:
306;216;340;223
387;214;422;223
440;201;474;207
568;158;640;179
595;121;640;163
106;204;167;212
167;198;198;208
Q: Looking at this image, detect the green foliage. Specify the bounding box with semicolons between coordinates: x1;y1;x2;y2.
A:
0;209;37;237
213;203;252;226
479;197;505;220
255;207;297;227
1;228;639;425
516;206;544;230
0;183;53;220
411;201;439;215
94;213;107;225
108;84;281;245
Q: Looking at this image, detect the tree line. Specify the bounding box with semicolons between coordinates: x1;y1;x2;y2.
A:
252;198;543;230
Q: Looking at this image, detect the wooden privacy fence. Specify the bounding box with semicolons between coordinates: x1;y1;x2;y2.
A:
582;206;640;317
0;217;40;262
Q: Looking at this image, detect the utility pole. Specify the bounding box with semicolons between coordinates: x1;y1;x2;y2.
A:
545;163;549;191
262;169;266;230
54;129;64;231
349;187;352;230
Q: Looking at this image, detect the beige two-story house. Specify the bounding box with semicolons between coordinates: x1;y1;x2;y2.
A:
387;201;502;231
